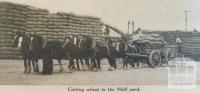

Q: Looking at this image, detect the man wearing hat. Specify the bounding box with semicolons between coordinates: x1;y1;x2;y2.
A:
130;28;143;43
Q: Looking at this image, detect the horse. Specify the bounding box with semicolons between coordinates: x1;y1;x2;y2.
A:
30;34;74;74
79;35;95;70
12;32;33;73
80;36;117;71
116;38;141;69
29;34;44;73
71;35;86;70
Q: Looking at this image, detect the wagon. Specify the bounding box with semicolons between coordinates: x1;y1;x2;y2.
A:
124;41;176;68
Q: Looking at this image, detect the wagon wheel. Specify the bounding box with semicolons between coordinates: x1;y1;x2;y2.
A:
164;49;176;64
148;50;161;68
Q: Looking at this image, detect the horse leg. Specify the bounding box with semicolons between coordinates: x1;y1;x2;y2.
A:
92;58;97;71
113;58;117;69
31;59;36;72
130;56;136;68
80;58;85;71
83;58;88;70
28;59;31;73
68;59;74;71
72;59;76;70
84;58;89;70
123;56;129;69
90;57;96;70
35;59;39;73
23;59;28;73
76;58;80;70
97;58;101;70
137;59;141;68
90;58;94;69
107;56;114;71
58;59;63;72
122;57;125;69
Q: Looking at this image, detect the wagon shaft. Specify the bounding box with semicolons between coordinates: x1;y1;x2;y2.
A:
125;53;149;58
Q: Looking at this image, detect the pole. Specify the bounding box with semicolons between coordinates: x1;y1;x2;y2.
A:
132;21;134;34
128;21;130;34
184;10;190;31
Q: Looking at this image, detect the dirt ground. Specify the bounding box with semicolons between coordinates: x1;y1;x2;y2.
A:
0;59;199;85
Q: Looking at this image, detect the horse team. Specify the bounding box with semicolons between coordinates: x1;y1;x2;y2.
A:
12;32;138;74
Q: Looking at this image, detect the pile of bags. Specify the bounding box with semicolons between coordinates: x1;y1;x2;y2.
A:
0;1;103;59
130;33;167;45
0;2;28;59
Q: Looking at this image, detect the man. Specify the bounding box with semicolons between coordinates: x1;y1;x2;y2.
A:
176;37;182;56
129;28;143;43
104;27;110;36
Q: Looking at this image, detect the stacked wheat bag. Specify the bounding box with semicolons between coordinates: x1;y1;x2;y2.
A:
0;2;29;59
144;30;200;60
0;2;103;59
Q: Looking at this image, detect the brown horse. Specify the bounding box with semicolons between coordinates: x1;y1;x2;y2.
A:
30;34;75;74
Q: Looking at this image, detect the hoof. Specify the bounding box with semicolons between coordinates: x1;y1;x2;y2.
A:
98;68;101;71
108;67;114;71
59;69;63;73
76;68;80;71
92;68;98;72
24;70;27;73
68;71;73;73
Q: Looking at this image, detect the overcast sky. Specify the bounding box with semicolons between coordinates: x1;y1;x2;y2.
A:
1;0;200;33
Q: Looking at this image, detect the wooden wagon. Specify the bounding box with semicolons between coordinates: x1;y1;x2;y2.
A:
124;41;176;68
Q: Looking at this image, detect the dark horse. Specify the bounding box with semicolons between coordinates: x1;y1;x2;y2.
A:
30;34;75;74
70;35;86;70
62;34;87;71
80;36;117;71
116;38;141;69
12;32;33;73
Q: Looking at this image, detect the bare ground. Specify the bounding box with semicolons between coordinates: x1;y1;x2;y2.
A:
0;59;199;85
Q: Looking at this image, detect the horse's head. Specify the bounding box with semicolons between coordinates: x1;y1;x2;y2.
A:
12;32;25;48
73;35;78;45
79;35;93;49
116;39;127;52
62;35;71;48
29;34;44;51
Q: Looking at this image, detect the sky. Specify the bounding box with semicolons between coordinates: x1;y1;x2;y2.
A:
1;0;200;34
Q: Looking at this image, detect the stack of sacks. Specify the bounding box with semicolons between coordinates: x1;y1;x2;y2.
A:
0;1;103;59
0;2;28;59
56;12;102;40
134;34;167;45
26;11;103;41
190;32;200;44
26;6;49;35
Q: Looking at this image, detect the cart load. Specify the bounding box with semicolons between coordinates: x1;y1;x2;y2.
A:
125;33;176;68
104;24;176;68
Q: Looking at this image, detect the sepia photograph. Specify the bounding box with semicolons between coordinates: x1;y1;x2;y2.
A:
0;0;200;92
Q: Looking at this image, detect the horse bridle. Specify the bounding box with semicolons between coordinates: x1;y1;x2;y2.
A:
62;38;70;48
